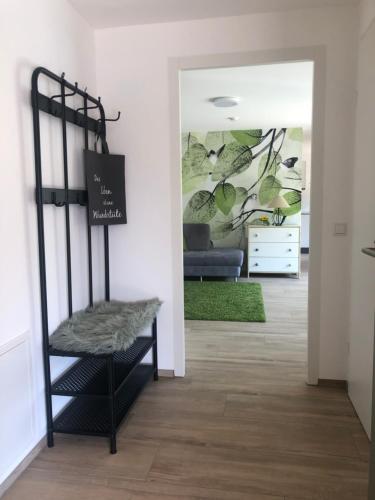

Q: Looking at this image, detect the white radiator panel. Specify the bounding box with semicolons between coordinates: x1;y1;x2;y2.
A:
0;333;35;485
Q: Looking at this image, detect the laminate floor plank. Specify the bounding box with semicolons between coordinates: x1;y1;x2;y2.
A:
148;440;367;500
128;404;362;453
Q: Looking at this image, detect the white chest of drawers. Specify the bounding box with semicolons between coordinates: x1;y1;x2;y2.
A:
247;225;300;277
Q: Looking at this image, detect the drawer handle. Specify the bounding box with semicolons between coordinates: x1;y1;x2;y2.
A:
287;264;292;267
254;263;259;267
288;233;293;237
287;248;292;252
254;233;259;237
255;248;259;252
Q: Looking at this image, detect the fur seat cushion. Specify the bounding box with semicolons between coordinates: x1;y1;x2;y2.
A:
49;298;161;354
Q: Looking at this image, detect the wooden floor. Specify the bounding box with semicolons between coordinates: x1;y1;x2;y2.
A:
4;256;369;499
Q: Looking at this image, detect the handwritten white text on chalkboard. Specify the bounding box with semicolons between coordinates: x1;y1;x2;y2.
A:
93;209;123;219
100;185;112;195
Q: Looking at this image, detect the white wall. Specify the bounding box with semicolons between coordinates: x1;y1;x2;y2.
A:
348;1;375;437
0;0;96;486
95;4;358;380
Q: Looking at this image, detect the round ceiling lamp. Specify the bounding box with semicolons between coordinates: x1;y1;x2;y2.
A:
210;96;240;108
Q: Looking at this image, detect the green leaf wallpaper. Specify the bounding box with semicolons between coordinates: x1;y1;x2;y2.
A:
182;128;303;247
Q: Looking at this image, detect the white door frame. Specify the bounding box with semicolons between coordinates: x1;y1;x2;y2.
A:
168;46;326;384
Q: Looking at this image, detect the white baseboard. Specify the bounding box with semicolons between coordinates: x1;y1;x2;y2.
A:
158;369;175;377
0;437;45;498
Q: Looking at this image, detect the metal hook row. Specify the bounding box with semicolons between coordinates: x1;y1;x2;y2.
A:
48;73;121;122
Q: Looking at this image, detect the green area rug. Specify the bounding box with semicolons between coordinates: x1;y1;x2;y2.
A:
184;281;266;322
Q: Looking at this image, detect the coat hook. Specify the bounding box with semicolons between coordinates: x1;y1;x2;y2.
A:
108;111;121;122
95;111;121;141
52;191;65;207
49;81;78;115
76;101;99;114
76;96;100;114
97;111;121;123
51;81;78;101
75;98;100;126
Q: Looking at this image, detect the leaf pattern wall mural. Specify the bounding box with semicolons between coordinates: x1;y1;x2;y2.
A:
182;128;303;248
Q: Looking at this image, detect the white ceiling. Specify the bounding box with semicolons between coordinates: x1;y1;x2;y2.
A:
68;0;358;28
180;62;314;132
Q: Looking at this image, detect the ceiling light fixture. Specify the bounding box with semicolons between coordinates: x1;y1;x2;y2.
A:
227;116;239;121
210;96;240;108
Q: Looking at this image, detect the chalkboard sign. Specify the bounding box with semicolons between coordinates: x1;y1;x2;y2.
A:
84;150;127;226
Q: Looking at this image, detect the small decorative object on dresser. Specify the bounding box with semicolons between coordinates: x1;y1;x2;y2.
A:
268;194;290;226
247;225;301;278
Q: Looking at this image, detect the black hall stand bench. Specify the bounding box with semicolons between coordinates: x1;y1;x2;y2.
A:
49;320;158;454
32;67;159;454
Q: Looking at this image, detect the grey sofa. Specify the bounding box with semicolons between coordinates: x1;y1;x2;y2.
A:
183;223;244;280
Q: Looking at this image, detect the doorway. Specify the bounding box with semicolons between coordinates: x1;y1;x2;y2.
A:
179;61;313;380
169;47;326;382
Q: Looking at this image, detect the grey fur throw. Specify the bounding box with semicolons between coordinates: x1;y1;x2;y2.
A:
50;298;161;354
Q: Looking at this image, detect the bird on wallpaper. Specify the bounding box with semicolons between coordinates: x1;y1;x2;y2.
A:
207;144;225;158
280;157;298;169
207;144;225;169
281;157;302;181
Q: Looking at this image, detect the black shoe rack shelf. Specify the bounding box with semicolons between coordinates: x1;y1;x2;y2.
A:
32;67;158;454
49;327;158;454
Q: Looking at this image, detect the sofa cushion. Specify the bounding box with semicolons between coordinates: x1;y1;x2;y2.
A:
183;223;210;251
184;265;241;277
184;248;244;267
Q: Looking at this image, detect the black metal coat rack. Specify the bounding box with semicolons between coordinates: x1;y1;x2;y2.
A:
32;67;158;454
